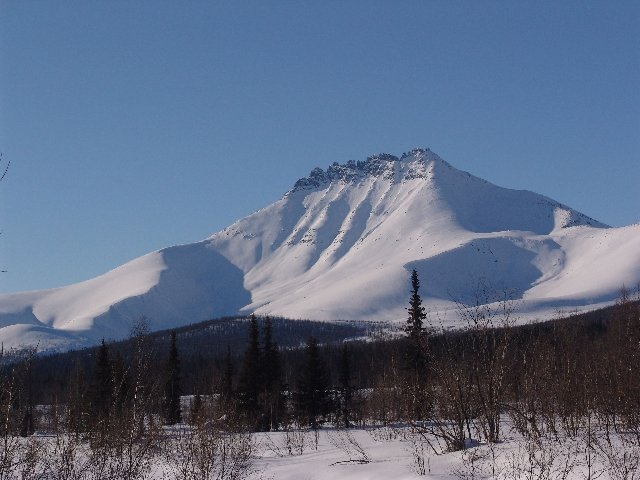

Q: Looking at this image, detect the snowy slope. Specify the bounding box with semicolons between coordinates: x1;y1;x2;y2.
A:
0;148;637;351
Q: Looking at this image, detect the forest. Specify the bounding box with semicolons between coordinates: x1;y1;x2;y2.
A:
0;273;639;479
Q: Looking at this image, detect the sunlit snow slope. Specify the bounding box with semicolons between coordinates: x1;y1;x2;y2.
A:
1;149;638;351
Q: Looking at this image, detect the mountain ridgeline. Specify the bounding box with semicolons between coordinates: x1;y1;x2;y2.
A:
1;148;639;352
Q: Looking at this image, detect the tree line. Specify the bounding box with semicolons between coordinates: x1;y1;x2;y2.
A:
0;271;638;477
4;280;639;441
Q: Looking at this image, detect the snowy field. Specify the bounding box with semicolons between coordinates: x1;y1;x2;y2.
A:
4;423;637;479
253;425;637;480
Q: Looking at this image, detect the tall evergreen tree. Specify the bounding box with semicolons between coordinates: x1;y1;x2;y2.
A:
237;314;261;428
164;331;182;425
220;345;235;412
110;349;129;422
19;351;35;437
88;339;113;444
189;393;203;425
337;344;354;428
403;269;430;420
91;340;113;423
405;269;428;370
260;317;283;431
406;269;427;340
295;337;330;429
68;362;90;436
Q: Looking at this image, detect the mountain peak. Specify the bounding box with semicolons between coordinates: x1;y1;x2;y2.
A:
400;147;440;162
0;147;635;353
290;147;453;193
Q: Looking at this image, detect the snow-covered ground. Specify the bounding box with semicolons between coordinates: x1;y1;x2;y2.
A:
253;427;450;480
1;148;639;351
7;424;636;479
252;426;638;480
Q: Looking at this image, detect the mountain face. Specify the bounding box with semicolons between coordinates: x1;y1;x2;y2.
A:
1;148;639;351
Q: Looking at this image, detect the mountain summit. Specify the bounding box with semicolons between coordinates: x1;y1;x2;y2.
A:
1;149;638;351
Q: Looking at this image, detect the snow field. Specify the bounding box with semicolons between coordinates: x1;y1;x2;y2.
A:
4;423;636;479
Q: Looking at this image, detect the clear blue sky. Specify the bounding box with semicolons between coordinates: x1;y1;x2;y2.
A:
1;1;638;293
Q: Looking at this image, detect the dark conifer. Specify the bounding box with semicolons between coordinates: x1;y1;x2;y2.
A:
19;410;34;437
261;316;283;430
262;317;279;393
338;344;354;428
406;269;427;340
405;269;429;370
295;337;330;429
220;345;235;410
19;350;35;436
237;314;261;428
189;393;203;425
110;350;129;417
220;345;235;411
404;269;430;420
164;331;182;425
68;362;90;436
91;340;113;423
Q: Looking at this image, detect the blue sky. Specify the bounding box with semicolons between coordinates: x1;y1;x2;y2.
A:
1;1;638;293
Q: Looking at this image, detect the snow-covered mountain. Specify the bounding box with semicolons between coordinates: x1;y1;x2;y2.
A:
1;148;639;352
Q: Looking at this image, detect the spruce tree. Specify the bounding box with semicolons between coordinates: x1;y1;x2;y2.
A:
338;344;354;428
68;363;90;436
19;411;34;437
237;314;261;428
91;340;113;424
406;269;426;341
261;317;282;431
110;350;129;418
164;331;182;425
89;339;113;444
403;269;430;420
295;337;330;429
189;393;203;425
405;269;428;370
19;352;35;437
220;345;235;412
